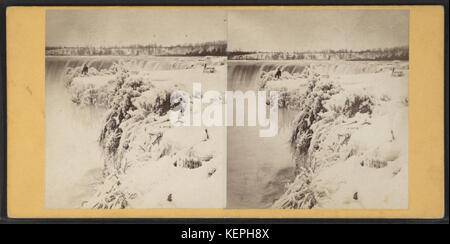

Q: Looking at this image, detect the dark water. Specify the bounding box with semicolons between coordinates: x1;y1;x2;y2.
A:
226;61;304;209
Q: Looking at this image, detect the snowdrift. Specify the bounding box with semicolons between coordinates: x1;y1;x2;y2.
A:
267;66;409;209
62;60;226;209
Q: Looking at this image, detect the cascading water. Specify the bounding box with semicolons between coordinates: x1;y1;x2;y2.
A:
45;57;401;209
227;61;308;90
45;56;208;209
45;57;107;209
226;60;402;90
226;60;408;209
227;61;303;209
45;56;206;75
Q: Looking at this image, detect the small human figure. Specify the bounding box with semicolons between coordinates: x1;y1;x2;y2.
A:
275;68;282;79
81;64;89;75
203;128;209;141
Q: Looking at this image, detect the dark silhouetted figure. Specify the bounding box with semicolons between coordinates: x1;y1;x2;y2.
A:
203;128;209;141
275;68;282;79
82;64;89;75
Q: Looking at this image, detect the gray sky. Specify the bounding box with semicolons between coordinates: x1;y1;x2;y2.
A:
47;9;409;51
228;10;409;52
46;9;227;47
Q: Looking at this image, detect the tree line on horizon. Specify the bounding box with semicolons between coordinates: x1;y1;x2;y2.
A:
46;42;408;61
45;41;227;57
227;46;409;61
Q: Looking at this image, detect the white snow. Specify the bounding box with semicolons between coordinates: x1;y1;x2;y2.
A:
61;57;228;209
270;61;409;209
47;57;408;209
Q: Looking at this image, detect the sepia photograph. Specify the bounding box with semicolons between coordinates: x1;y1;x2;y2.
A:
45;9;409;210
4;2;448;227
45;9;228;209
227;9;409;209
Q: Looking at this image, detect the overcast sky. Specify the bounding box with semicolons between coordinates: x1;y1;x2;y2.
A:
228;10;409;52
46;9;227;47
47;9;409;51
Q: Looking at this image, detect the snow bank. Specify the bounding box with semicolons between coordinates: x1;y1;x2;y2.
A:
272;65;408;209
62;61;226;209
258;66;326;109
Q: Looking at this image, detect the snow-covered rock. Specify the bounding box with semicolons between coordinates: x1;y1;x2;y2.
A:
272;66;408;209
62;62;226;209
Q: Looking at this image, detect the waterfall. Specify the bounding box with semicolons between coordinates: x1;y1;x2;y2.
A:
227;61;308;90
45;56;210;85
227;60;402;91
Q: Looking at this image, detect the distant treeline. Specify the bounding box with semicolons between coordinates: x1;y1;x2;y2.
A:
46;41;227;57
46;43;408;61
228;46;409;61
